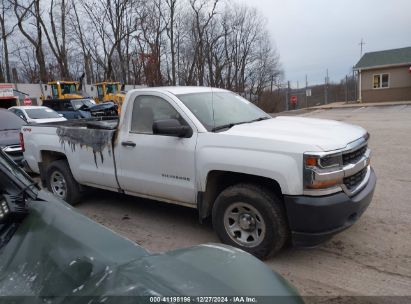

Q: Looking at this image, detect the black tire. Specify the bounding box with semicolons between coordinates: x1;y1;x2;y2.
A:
45;159;82;205
212;183;289;259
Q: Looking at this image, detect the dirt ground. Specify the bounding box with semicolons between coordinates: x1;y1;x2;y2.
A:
72;105;411;299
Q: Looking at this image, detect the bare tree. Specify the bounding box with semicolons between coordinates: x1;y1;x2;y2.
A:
70;0;92;83
80;0;134;81
0;0;17;82
135;0;167;86
6;0;283;105
188;0;219;85
13;0;47;82
162;0;178;85
39;0;70;79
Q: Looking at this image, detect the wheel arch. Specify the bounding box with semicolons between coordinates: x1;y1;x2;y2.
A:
197;170;283;221
38;150;68;186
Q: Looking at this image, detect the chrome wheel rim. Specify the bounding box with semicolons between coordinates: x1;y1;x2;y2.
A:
50;171;67;199
223;202;266;247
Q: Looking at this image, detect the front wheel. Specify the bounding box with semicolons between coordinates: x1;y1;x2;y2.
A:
45;160;82;205
212;183;289;259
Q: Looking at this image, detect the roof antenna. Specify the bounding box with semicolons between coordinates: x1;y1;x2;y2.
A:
359;38;366;57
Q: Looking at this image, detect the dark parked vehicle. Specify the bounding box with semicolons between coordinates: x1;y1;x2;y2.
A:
0;149;302;302
0;109;25;165
42;98;118;119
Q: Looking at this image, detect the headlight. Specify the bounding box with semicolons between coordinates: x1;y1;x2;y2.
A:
305;153;342;169
303;153;344;195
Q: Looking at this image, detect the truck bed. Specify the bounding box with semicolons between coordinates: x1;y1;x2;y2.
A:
28;117;119;166
31;116;119;130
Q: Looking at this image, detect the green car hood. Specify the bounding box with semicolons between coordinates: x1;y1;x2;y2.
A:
0;190;302;303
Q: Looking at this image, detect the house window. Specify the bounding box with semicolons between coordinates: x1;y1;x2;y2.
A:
373;73;389;89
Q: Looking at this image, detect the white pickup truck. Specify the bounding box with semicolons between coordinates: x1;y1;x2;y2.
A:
21;87;376;258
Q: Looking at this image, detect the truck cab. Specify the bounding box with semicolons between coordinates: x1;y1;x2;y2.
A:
48;81;83;100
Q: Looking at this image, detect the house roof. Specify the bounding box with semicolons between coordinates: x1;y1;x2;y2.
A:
354;46;411;70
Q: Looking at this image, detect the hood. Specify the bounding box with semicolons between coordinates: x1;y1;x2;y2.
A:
90;101;117;112
0;191;301;302
225;116;366;151
0;129;20;147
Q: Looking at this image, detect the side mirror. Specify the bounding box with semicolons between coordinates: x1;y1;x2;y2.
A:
153;119;192;138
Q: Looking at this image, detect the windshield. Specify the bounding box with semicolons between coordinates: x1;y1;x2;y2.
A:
106;84;118;94
71;99;95;110
0;111;25;130
61;83;78;95
177;92;271;131
25;108;61;119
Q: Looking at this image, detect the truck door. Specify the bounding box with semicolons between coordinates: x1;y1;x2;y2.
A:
115;93;197;205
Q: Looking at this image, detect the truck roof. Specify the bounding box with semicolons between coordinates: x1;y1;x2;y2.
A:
48;81;79;85
9;106;49;110
95;82;121;85
129;86;229;95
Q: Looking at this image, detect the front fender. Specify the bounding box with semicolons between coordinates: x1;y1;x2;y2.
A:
197;146;302;195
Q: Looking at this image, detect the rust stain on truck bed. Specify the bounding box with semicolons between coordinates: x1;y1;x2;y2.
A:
56;126;116;167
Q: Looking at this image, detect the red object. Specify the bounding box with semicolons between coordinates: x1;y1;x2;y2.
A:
409;66;411;73
23;96;32;106
0;84;13;89
290;95;298;104
19;132;25;152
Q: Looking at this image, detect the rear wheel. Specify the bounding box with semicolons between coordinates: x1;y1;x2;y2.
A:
212;183;289;259
45;160;82;205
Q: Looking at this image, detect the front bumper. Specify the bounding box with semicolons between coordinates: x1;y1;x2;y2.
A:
284;167;376;247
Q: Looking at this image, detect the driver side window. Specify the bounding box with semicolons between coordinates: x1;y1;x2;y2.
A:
130;95;184;134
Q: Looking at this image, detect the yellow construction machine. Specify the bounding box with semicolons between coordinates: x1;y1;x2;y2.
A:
95;82;126;114
47;81;84;100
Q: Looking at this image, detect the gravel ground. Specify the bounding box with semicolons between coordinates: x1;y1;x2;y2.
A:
71;105;411;300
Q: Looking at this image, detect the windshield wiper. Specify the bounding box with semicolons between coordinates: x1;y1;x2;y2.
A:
212;116;271;132
212;121;249;132
249;116;271;122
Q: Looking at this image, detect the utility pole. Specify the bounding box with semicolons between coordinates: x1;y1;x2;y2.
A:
324;69;329;105
359;38;366;57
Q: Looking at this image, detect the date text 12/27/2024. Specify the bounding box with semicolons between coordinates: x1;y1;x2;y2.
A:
149;297;258;303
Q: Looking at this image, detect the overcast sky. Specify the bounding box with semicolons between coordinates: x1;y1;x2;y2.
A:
233;0;411;87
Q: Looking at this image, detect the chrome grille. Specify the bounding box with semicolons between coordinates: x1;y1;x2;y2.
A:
344;167;367;189
343;145;367;165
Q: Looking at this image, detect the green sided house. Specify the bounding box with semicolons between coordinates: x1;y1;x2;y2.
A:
354;46;411;102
